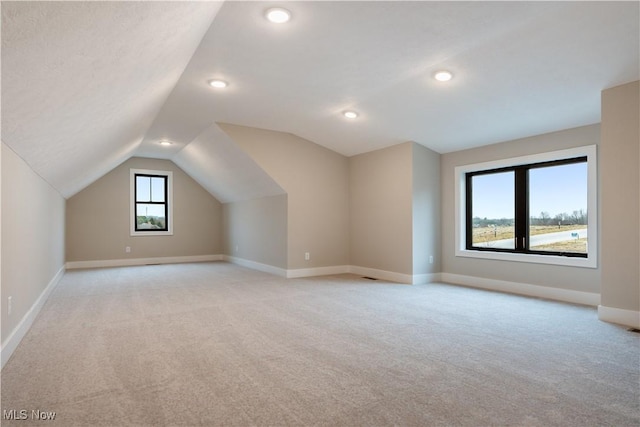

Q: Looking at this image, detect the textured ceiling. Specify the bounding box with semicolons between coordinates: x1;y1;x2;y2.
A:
145;1;639;158
2;1;639;201
1;1;222;197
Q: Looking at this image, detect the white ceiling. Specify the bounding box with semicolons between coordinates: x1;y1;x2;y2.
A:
2;1;639;201
172;123;285;203
1;1;222;197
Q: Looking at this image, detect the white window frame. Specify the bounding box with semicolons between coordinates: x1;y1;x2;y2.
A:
454;145;597;268
130;168;173;236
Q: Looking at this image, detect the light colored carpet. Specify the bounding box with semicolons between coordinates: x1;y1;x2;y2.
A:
1;261;638;426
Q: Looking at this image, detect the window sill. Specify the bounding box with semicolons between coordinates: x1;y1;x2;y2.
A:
131;231;174;237
455;248;597;268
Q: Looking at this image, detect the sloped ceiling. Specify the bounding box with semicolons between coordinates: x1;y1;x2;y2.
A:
1;1;222;197
144;1;639;158
2;1;639;201
172;123;285;203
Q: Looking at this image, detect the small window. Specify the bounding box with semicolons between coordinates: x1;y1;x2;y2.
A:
455;145;597;268
130;169;173;236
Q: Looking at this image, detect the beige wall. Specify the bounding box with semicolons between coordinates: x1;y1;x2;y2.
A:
441;124;601;293
66;157;222;262
2;143;65;343
223;195;288;269
413;143;441;275
219;124;350;270
350;143;414;275
600;81;639;312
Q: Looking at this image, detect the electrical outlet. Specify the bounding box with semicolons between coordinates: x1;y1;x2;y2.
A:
8;296;12;316
235;245;239;253
125;246;131;253
305;252;310;261
429;256;434;264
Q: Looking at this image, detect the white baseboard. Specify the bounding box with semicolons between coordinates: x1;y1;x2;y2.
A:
220;258;440;284
66;254;223;270
287;265;350;278
349;266;414;284
349;267;441;285
223;255;287;277
412;273;442;285
65;254;441;285
441;273;600;306
598;305;640;328
1;266;65;369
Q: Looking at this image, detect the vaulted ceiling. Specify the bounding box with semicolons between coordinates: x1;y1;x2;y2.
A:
2;1;638;201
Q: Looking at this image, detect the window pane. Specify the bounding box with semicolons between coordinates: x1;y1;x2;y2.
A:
136;176;150;202
471;171;515;249
529;162;587;254
151;177;165;202
136;204;166;230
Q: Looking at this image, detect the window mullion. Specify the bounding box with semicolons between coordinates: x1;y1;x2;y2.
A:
465;173;473;249
514;168;528;251
164;176;168;226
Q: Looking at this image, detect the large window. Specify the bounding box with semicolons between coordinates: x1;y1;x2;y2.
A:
130;169;173;236
455;146;597;268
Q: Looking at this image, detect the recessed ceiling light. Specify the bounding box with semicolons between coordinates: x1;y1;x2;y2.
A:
208;79;228;88
265;7;291;24
159;140;172;146
434;71;453;82
343;111;359;119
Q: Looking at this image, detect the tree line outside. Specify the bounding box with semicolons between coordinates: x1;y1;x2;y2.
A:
472;209;587;228
137;215;166;229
